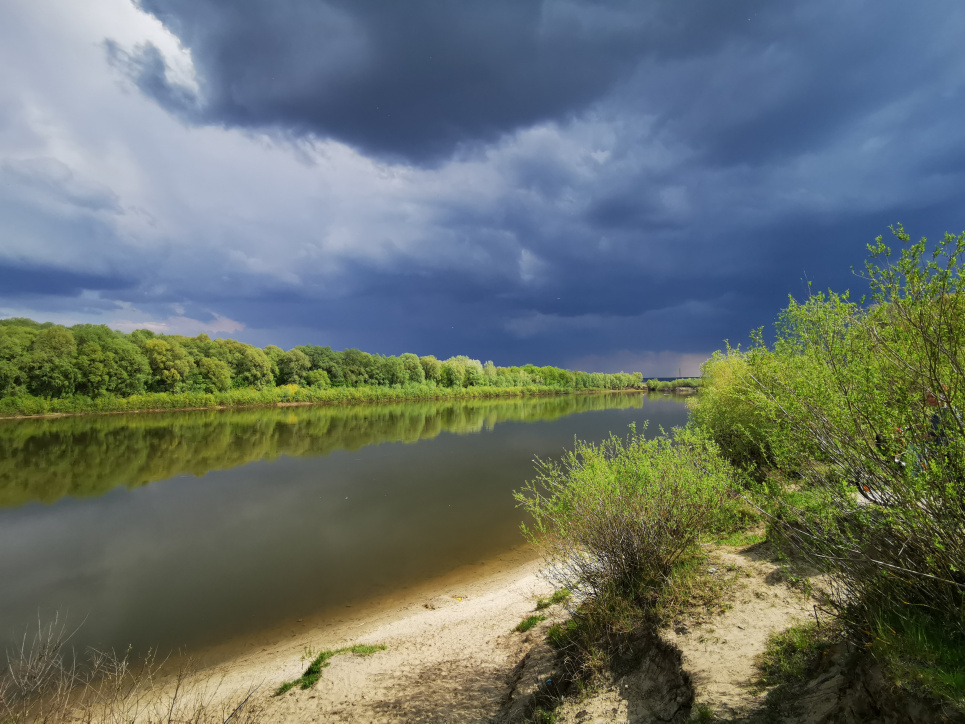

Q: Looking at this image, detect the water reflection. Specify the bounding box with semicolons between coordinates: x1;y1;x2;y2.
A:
0;393;688;657
0;393;646;508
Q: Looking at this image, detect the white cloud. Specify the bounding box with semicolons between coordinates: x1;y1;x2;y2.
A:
111;313;245;337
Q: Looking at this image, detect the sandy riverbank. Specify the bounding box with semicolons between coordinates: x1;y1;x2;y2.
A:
162;539;823;724
176;544;556;722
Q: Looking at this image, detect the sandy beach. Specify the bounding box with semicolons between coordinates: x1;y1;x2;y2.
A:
178;544;558;722
158;539;818;724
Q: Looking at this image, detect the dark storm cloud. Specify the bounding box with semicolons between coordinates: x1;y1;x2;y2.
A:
642;5;965;171
117;0;774;163
0;263;132;298
104;40;202;118
6;0;965;373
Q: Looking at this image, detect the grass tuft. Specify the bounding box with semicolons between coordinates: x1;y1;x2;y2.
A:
870;611;965;709
515;615;547;633
1;616;263;723
535;588;571;610
274;643;386;695
689;703;716;723
754;622;835;688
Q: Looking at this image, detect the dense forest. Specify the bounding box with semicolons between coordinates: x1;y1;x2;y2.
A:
0;318;643;416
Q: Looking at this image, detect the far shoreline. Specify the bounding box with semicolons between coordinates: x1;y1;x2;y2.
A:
0;386;660;422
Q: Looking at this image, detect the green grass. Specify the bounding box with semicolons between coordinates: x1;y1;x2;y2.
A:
871;611;965;710
274;643;386;695
535;589;571;610
654;550;743;625
543;581;647;682
755;622;834;688
718;528;766;547
531;706;558;723
546;620;577;650
515;614;547;633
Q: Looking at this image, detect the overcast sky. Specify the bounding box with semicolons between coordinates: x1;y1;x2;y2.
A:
2;1;964;375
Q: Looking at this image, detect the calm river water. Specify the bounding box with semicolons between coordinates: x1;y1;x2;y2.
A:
0;393;688;657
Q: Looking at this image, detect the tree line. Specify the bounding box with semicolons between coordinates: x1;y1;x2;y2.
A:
0;318;643;404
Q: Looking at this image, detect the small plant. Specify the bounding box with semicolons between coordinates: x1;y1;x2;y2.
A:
655;550;742;624
546;621;577;650
870;610;965;709
531;705;557;723
274;643;386;695
515;615;547;633
535;588;571;610
755;622;835;688
719;528;765;547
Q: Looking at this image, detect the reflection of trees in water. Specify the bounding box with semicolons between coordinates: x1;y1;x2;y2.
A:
0;393;645;507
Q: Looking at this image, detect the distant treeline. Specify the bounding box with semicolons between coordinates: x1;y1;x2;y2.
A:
0;317;644;416
646;377;702;392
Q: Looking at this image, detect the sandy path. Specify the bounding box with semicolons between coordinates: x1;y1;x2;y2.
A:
550;542;817;724
668;547;814;720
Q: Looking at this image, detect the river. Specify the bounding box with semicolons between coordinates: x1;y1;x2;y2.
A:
0;392;688;658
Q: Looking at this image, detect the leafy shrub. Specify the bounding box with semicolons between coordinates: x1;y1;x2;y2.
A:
688;350;780;475
696;225;965;708
515;425;741;599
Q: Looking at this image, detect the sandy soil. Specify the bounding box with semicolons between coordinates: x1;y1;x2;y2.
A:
549;542;817;724
178;545;559;723
166;541;818;724
668;547;815;720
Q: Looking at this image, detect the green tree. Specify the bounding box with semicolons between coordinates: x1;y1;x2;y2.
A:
304;369;331;388
277;348;311;386
75;342;110;397
399;353;425;384
0;322;38;396
342;348;375;387
463;366;482;387
419;355;442;383
143;338;194;392
439;360;464;387
380;355;407;386
230;344;275;389
26;326;78;398
197;357;232;392
298;346;345;387
70;325;151;397
263;344;285;383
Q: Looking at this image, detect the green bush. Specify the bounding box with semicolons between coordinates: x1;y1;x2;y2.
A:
688;350;781;475
691;225;965;709
515;425;741;599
